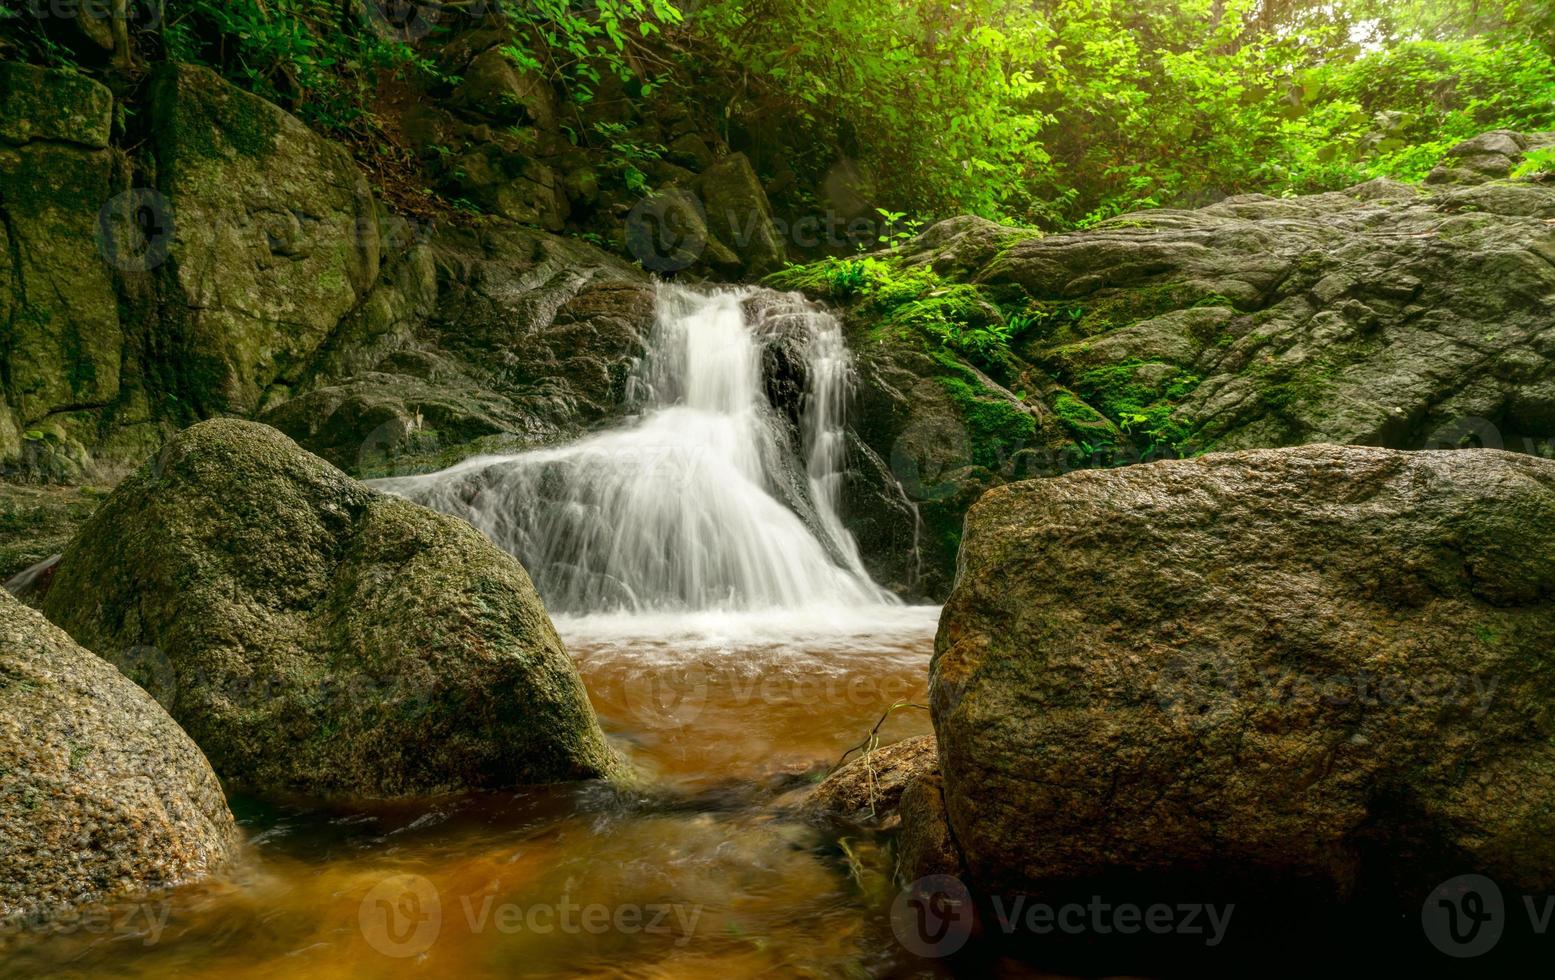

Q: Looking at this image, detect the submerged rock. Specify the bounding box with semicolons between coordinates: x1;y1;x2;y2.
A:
42;419;618;798
0;590;240;921
927;445;1555;901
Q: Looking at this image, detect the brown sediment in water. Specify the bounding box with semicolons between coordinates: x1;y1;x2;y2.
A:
0;621;945;979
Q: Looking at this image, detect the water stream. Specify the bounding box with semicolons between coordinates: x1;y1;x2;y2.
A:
1;286;949;977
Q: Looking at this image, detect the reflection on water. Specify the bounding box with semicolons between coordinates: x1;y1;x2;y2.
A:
1;611;955;979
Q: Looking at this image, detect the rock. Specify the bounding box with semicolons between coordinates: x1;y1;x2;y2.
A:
0;62;125;480
453;144;569;229
1425;129;1555;186
929;445;1555;902
0;63;112;147
804;735;938;830
896;215;1020;277
0;590;240;922
42;419;619;797
264;222;655;475
149;63;380;417
666;133;715;171
449;48;556;129
628;185;739;273
843;327;1052;600
258;367;529;478
896;771;962;881
694;152;787;277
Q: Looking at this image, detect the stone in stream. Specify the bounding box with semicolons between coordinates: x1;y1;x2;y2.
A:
0;590;241;922
803;734;938;831
923;444;1555;903
42;419;620;798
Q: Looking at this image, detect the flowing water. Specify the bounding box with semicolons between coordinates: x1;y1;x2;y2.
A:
2;287;960;978
371;286;894;614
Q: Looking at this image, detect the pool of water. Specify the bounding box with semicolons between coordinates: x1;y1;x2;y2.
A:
1;608;972;978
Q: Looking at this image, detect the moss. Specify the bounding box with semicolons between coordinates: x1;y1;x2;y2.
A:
1253;358;1335;414
1071;359;1201;454
1053;391;1108;427
152;64;282;174
937;375;1036;470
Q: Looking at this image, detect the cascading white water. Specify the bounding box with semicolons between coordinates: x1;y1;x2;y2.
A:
372;285;897;616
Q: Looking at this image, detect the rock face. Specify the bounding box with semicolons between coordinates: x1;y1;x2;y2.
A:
789;130;1555;598
0;590;240;921
928;445;1555;902
0;63;128;481
149;63;382;418
42;419;618;798
260;222;656;477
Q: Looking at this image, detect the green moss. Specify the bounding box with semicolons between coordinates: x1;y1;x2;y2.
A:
1053;391;1107;426
1073;359;1201;453
937;375;1036;470
153;64;282;172
1252;358;1335;414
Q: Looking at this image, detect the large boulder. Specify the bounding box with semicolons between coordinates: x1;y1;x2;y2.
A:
928;445;1555;902
694;152;787;277
0;590;240;921
42;419;618;797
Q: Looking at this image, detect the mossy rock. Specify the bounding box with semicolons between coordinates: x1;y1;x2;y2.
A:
148;63;380;417
930;445;1555;905
0;62;112;148
42;419;619;798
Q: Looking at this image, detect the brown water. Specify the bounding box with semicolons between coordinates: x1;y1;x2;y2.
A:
1;608;975;979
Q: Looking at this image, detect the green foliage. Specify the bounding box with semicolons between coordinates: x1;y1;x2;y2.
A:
503;0;684;104
1513;147;1555;178
681;0;1555;227
590;121;664;194
772;255;1023;373
25;0;1549;234
158;0;441;136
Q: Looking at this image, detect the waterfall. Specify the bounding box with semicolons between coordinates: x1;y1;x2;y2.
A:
372;285;897;616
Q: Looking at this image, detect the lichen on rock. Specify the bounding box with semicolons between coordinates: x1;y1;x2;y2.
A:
926;444;1555;903
0;590;240;923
